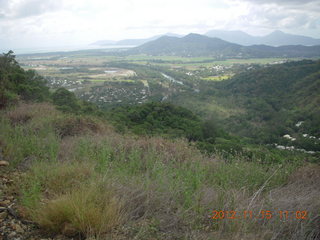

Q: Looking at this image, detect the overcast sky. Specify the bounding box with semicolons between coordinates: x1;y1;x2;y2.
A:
0;0;320;51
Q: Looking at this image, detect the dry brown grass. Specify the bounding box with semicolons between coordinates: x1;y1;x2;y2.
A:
26;161;96;198
43;162;95;196
4;101;112;139
183;164;320;240
264;164;320;240
209;164;320;240
34;182;124;238
103;134;204;164
53;116;104;138
5;102;318;240
5;102;59;126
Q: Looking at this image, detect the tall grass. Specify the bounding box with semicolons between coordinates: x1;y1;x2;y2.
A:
0;116;60;166
34;182;124;237
1;102;318;239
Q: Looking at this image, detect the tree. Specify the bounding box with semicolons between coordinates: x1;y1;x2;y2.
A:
0;50;50;108
52;88;81;113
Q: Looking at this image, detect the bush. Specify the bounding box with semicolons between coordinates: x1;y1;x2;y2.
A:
53;115;103;138
52;88;81;113
109;102;204;141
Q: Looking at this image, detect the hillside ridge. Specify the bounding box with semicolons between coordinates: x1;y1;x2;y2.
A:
128;33;320;57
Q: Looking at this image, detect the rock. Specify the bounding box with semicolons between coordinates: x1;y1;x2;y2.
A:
62;223;78;237
8;232;17;238
0;211;7;220
7;207;19;218
6;179;14;185
0;161;9;167
0;200;11;207
55;235;67;240
11;222;24;233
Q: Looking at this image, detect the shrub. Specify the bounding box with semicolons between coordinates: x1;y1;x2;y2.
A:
53;115;103;138
51;88;81;113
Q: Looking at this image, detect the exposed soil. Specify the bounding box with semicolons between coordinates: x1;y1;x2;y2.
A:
0;165;72;240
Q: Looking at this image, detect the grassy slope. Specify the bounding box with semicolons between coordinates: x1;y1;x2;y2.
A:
0;102;319;239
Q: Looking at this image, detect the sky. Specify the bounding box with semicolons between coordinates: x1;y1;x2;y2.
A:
0;0;320;51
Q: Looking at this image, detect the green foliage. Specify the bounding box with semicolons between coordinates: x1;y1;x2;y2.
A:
216;60;320;151
0;50;49;108
1;100;317;239
129;34;320;58
108;102;204;141
52;88;81;113
52;87;102;115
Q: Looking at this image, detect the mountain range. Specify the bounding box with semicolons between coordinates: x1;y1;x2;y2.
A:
205;30;320;46
127;33;320;58
92;30;320;47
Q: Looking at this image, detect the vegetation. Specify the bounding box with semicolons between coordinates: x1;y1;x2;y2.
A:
52;87;101;115
129;33;320;58
217;60;320;152
15;51;320;155
108;102;204;140
0;51;319;239
2;102;319;239
0;51;49;108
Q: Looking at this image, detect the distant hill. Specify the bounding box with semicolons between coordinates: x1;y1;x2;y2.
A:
128;33;247;57
128;33;320;58
205;30;259;46
92;30;320;49
91;33;182;47
205;30;320;46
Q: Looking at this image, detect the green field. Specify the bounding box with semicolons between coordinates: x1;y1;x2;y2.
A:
202;74;233;81
89;79;135;83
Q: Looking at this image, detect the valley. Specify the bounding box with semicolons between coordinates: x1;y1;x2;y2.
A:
17;49;320;156
18;51;293;108
1;35;319;240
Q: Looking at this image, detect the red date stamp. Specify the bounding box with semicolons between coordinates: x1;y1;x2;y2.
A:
211;210;308;220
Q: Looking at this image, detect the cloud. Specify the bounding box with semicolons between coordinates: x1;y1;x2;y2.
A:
0;0;319;50
238;0;320;12
0;0;62;19
241;0;319;5
226;0;320;34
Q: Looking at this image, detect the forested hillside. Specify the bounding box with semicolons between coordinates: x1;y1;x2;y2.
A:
0;51;49;108
129;33;320;58
215;60;320;151
130;34;245;57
